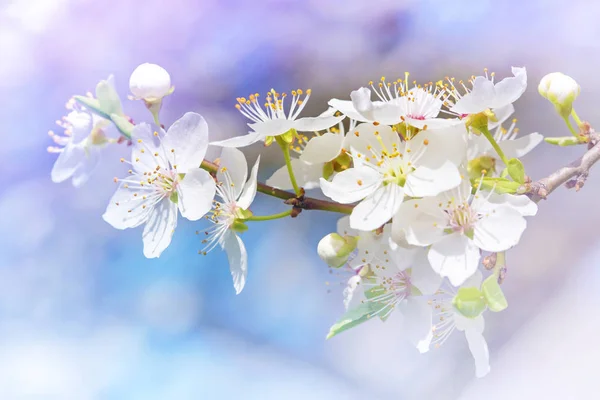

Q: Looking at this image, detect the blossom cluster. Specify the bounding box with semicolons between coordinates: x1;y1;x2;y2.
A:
48;63;583;377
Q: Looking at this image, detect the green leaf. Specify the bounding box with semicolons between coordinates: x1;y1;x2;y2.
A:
96;79;123;116
500;167;509;179
73;95;110;119
481;275;508;312
326;302;386;339
452;287;486;318
476;177;521;194
110;114;134;139
507;158;525;184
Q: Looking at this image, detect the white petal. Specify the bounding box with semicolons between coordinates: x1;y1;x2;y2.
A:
300;132;344;164
350;87;375;120
217;147;248;200
489;103;515;129
405;117;462;130
71;147;101;187
465;325;490;378
267;159;323;190
51;144;86;184
210;131;264;148
177;168;216;221
412;123;468;167
393;198;446;247
237;155;260;209
428;234;481;286
142;199;178;258
410;250;442;295
102;179;156;229
490;66;527;109
473;205;526;252
475;192;538;217
248;119;295;136
404;160;461;198
222;231;248;294
344;123;400;159
64;110;93;143
349;184;404;231
320;166;382;204
163;112;209;172
327;98;369;122
400;297;433;352
293;114;345;133
462;269;484;289
336;216;356;236
499;132;544;159
131;123;167;173
343;275;363;310
451;76;496;115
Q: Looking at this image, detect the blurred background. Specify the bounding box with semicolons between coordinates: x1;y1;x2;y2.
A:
2;0;600;398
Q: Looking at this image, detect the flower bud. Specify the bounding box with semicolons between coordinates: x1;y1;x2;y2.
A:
129;63;172;102
538;72;580;118
317;233;357;268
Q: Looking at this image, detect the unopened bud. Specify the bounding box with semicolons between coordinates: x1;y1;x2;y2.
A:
317;233;357;268
538;72;580;118
129;63;172;102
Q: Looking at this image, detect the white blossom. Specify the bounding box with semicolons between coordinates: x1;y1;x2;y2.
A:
211;89;344;148
129;63;173;102
49;98;113;187
447;67;527;116
329;78;459;129
200;147;260;294
426;272;490;378
266;113;354;190
321;123;466;231
392;178;536;286
103;113;216;258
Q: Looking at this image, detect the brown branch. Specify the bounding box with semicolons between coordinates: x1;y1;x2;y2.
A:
201;160;353;215
528;126;600;202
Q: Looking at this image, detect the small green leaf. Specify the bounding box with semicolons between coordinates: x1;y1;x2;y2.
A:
544;136;584;146
96;79;123;116
507;158;525;184
500;167;509;179
110;114;134;139
326;302;386;339
481;275;508;312
73;95;109;119
452;287;486;318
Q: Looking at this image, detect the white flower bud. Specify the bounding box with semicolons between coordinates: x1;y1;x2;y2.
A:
317;233;357;268
538;72;580;118
129;63;172;102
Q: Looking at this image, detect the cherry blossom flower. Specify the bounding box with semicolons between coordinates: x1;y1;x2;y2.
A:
426;272;490;378
329;77;459;129
103;113;216;258
538;72;581;118
392;178;536;286
447;67;527;116
49;98;113;187
200;148;260;294
320;123;466;231
266;114;354;190
211;89;343;148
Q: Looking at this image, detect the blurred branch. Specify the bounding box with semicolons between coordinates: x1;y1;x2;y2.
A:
200;160;353;215
528;123;600;201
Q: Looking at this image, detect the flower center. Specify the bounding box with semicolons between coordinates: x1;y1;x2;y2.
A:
445;203;479;237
